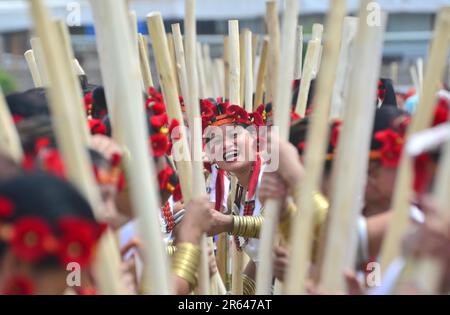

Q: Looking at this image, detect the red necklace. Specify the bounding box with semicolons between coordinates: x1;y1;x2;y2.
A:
161;201;174;233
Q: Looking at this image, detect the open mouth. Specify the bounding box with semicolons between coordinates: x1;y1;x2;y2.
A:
223;150;239;162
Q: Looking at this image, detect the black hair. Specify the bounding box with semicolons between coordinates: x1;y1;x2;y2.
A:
0;174;96;269
379;78;398;107
6;88;49;119
289;117;336;176
371;106;409;150
16;115;56;154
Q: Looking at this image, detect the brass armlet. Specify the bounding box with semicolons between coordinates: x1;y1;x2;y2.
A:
242;274;256;295
171;243;201;290
231;215;264;238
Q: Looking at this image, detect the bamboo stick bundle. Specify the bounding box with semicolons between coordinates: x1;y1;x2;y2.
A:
319;8;387;293
30;37;49;86
30;0;126;295
89;0;172;294
265;1;280;104
147;16;193;215
54;19;90;146
294;25;303;80
379;7;450;274
0;88;23;163
254;37;269;110
283;0;347;295
244;29;254;113
184;0;213;295
294;39;321;116
138;33;155;90
256;0;298;295
330;16;359;120
24;50;43;88
149;12;227;295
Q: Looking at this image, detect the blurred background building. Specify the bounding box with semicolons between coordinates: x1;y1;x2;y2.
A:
1;0;450;92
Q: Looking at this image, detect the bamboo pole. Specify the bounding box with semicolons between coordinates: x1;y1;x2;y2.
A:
171;23;189;101
228;21;240;105
89;0;171;294
184;0;212;295
167;32;181;96
0;88;23;163
203;44;214;98
239;32;246;106
330;16;359;120
128;11;145;92
294;39;320;115
31;0;126;295
196;41;207;98
312;23;324;75
73;59;85;76
256;0;298;295
294;25;303;80
30;37;49;86
319;8;387;293
254;37;269;109
215;58;225;97
244;29;253;113
227;22;244;294
24;50;42;88
284;0;347;295
265;1;280;104
54;19;90;146
147;16;193;213
138;33;154;90
390;62;399;86
379;7;450;274
417;58;424;92
224;36;230;100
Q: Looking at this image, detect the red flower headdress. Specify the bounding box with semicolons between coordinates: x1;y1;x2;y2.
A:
0;198;105;269
157;164;183;202
145;89;181;158
371;129;405;168
201;99;260;131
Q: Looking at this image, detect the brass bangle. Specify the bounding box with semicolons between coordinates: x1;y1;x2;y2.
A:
242;274;256;295
232;215;263;238
171;243;201;290
279;202;297;242
167;245;177;256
